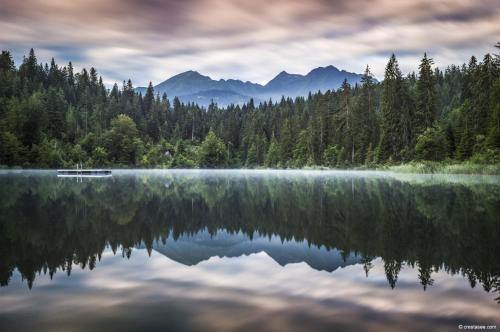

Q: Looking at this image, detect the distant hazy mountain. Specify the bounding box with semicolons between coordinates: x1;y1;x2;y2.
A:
178;89;261;107
136;65;365;107
263;65;363;99
137;229;360;272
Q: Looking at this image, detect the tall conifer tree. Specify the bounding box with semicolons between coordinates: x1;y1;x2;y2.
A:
415;53;436;136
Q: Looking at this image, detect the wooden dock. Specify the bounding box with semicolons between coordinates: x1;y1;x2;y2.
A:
57;169;112;177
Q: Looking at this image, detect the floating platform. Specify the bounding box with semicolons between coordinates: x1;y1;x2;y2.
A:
57;169;112;177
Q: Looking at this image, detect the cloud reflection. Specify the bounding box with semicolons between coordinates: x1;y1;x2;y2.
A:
0;249;498;331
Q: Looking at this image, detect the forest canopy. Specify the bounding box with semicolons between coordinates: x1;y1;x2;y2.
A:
0;45;499;169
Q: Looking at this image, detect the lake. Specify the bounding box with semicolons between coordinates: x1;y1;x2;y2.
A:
0;170;499;331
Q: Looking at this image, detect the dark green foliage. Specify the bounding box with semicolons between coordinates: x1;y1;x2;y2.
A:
278;119;294;166
104;115;140;164
485;78;500;149
414;127;449;161
198;129;226;168
172;140;196;168
0;47;499;168
46;87;67;139
0;131;23;166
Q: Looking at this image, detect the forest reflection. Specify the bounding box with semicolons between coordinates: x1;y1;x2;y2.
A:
0;171;499;303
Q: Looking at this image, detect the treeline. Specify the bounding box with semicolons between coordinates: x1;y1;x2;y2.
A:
0;46;499;168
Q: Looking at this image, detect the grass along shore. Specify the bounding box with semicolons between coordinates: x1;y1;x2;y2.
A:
382;161;500;175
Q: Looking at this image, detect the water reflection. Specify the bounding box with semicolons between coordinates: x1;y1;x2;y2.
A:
0;170;499;330
138;229;360;271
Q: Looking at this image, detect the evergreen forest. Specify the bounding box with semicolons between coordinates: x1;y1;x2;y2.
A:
1;45;499;170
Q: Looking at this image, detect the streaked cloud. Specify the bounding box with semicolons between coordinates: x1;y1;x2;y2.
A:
0;0;498;86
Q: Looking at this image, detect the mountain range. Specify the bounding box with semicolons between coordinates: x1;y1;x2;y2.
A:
136;65;365;107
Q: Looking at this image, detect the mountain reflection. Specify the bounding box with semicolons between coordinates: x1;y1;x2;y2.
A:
137;229;361;271
0;170;499;303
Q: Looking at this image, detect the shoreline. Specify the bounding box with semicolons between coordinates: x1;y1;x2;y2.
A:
1;163;500;176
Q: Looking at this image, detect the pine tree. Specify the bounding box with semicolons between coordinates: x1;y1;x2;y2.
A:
143;82;154;114
246;141;258;167
0;51;15;102
67;62;75;86
476;54;497;137
337;79;355;164
415;53;436;136
199;129;226;167
293;129;311;167
353;65;377;163
265;134;280;167
0;51;15;72
378;54;406;162
279;119;294;166
89;67;98;89
19;48;39;94
456;124;474;160
46;87;67;139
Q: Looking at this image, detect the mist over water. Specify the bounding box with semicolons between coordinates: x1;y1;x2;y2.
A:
0;170;499;331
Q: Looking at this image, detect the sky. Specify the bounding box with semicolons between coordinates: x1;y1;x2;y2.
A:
0;0;499;86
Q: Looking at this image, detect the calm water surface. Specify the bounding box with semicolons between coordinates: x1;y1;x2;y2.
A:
0;170;499;331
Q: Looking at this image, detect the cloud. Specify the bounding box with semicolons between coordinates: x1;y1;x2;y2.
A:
0;0;498;86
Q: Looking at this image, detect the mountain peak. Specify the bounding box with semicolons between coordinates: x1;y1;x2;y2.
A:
307;65;340;76
172;70;205;79
265;70;302;89
139;64;365;107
